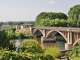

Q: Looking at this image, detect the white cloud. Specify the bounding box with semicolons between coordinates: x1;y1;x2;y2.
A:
48;0;54;4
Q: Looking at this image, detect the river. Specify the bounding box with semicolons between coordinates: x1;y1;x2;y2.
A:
10;37;66;50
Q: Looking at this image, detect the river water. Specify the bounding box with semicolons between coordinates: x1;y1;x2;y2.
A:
10;38;66;50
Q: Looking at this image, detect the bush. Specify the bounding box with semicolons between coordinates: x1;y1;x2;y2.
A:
17;33;34;39
66;46;80;60
44;46;61;59
19;39;43;53
18;33;26;39
45;54;55;60
0;49;32;60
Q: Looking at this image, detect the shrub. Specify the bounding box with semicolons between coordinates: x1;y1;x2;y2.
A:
0;49;32;60
66;46;80;60
19;39;43;53
18;33;26;39
44;46;61;59
45;54;55;60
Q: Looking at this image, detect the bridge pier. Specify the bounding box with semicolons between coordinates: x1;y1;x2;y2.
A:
65;43;72;50
41;36;46;43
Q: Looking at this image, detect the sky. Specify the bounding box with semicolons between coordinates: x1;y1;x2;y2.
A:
0;0;80;22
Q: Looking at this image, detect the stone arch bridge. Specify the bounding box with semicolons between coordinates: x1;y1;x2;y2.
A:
28;27;80;50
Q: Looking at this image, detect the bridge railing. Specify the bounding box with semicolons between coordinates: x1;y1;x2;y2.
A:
32;27;80;32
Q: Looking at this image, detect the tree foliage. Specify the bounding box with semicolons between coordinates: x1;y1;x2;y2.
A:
66;46;80;60
0;30;9;48
68;4;80;27
19;40;43;53
18;40;55;60
37;18;67;27
54;19;67;27
39;18;54;27
35;12;68;26
6;28;17;39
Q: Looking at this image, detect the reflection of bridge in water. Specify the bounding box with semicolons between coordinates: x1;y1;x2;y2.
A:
26;27;80;50
42;36;56;42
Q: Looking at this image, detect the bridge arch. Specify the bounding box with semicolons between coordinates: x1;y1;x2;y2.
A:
73;38;80;46
46;30;68;42
33;29;43;37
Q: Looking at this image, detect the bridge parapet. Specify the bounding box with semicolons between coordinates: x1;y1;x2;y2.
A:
32;27;80;32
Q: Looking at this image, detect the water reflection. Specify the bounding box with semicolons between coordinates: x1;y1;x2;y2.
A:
10;38;66;50
41;41;65;50
15;40;20;47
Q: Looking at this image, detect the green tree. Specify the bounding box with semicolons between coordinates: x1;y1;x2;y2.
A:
39;18;54;27
60;19;67;27
36;18;67;27
35;12;68;26
66;46;80;60
53;19;67;27
19;40;43;53
7;30;16;39
18;33;26;39
35;12;48;26
0;30;9;48
67;19;76;27
0;22;3;26
68;4;80;27
6;28;16;39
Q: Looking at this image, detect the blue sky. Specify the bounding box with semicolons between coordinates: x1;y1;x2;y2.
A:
0;0;80;22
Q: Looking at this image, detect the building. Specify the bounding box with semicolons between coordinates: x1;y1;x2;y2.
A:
21;24;33;29
0;25;11;30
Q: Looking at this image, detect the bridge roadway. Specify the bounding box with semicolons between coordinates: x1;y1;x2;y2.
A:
28;27;80;50
32;27;80;32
